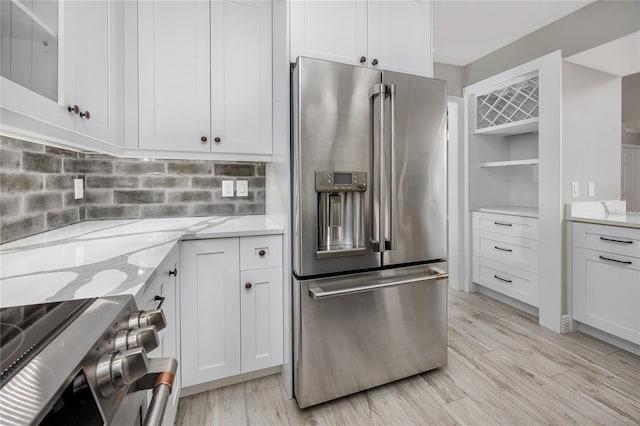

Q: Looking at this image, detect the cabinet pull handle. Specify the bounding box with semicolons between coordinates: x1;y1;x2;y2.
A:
258;249;266;257
245;282;252;289
494;275;512;283
80;111;90;120
599;236;633;245
154;295;165;309
371;58;379;66
494;221;512;227
169;268;178;277
598;255;632;265
68;105;80;114
214;137;221;143
201;136;208;143
494;246;513;252
359;56;366;64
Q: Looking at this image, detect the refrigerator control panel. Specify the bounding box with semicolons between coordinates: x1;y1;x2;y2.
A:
315;171;367;192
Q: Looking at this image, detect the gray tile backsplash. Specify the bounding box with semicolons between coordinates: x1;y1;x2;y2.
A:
0;136;266;243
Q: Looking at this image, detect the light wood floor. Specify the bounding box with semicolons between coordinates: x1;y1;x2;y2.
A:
176;289;640;425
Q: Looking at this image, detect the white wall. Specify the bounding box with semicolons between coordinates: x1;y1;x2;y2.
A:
622;72;640;145
435;63;464;97
562;62;621;203
464;1;640;86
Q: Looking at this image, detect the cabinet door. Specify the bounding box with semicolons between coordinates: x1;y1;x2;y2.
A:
138;0;210;152
0;0;74;129
210;0;272;155
368;0;432;77
180;239;241;387
573;247;640;345
64;0;119;144
240;268;283;372
290;0;367;67
160;257;180;426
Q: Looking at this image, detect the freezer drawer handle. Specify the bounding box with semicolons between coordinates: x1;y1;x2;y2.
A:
309;270;449;299
598;255;632;265
494;221;512;227
494;246;513;252
494;275;512;283
599;236;633;245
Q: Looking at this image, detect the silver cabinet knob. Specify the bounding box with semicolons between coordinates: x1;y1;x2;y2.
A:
114;326;159;353
128;309;166;331
96;348;150;397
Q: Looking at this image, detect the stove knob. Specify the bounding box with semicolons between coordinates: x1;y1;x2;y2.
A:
128;309;166;331
96;348;149;397
358;182;366;189
114;325;159;353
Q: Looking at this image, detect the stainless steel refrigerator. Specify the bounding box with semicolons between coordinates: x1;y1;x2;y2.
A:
292;57;449;408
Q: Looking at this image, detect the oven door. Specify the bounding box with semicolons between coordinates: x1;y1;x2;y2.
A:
293;263;448;408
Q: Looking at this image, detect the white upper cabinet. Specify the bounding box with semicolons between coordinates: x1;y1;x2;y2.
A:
138;0;211;152
211;0;272;155
290;1;368;67
64;0;119;144
137;0;272;157
367;0;432;77
0;0;122;147
290;0;433;77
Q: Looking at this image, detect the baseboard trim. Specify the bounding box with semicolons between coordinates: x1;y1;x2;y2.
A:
576;322;640;356
180;365;282;397
561;314;573;334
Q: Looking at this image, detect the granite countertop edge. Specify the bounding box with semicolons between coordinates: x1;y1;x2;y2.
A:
0;215;284;308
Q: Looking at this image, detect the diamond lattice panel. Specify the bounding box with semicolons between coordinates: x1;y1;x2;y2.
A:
476;77;539;130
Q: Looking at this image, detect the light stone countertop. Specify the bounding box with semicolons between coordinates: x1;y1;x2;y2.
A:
565;201;640;230
0;215;283;308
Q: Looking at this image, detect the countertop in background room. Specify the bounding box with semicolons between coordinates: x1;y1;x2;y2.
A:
0;215;283;308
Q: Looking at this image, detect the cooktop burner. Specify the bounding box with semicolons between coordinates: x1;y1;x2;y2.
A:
0;298;96;387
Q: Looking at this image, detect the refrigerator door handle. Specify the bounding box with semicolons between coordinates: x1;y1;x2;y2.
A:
369;83;386;253
386;84;397;251
308;269;449;299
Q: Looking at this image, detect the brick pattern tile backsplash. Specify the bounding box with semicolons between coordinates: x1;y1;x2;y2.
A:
0;136;266;243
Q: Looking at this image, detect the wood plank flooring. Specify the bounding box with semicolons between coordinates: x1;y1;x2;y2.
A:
176;288;640;425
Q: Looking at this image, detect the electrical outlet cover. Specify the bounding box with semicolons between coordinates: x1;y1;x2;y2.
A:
236;180;248;197
588;181;595;197
571;181;579;198
74;179;84;199
222;180;235;197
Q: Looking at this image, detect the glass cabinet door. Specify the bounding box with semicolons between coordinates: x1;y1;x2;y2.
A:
0;0;58;102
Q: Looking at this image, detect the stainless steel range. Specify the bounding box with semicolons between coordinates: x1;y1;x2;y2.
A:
292;57;449;408
0;295;177;425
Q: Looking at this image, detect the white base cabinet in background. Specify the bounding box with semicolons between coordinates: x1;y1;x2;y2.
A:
180;235;283;389
572;222;640;345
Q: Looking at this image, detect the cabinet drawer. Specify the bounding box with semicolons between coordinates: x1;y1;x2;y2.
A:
472;211;538;240
572;247;640;345
240;235;283;271
572;222;640;259
472;256;538;307
473;230;539;273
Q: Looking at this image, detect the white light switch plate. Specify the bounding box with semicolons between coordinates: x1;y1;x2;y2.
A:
571;181;579;198
236;180;248;197
588;181;595;197
74;178;84;199
222;180;235;197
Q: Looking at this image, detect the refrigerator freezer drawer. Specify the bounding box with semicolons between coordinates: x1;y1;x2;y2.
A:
293;263;448;408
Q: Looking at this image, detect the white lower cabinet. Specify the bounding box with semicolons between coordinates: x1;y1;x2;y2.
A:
180;235;283;389
139;246;180;426
572;223;640;345
472;211;539;306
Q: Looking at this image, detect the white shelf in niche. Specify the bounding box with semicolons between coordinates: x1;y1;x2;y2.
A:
481;159;539;168
474;117;539;136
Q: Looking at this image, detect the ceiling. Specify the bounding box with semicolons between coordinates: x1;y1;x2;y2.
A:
433;0;595;66
564;31;640;77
